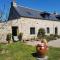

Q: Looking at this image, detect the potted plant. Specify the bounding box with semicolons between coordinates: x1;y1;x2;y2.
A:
37;28;45;40
6;33;12;43
18;33;23;41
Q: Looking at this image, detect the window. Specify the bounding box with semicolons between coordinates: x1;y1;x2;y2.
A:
30;27;35;34
40;12;50;19
47;27;50;33
55;27;58;35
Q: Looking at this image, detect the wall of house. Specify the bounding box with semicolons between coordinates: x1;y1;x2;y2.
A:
0;17;60;41
17;17;60;40
7;17;60;40
0;22;11;42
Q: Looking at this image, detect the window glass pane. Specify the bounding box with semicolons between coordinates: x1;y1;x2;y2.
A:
55;27;58;35
30;27;35;34
47;27;50;33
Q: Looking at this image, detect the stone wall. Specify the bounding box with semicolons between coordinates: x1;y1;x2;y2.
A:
18;17;60;39
0;17;60;41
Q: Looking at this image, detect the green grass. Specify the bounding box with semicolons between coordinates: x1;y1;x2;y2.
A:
0;42;36;60
0;42;60;60
48;47;60;60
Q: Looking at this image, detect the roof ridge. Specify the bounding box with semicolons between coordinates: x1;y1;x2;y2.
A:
16;4;43;12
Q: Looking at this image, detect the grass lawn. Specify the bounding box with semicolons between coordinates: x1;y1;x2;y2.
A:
48;47;60;60
0;42;36;60
0;42;60;60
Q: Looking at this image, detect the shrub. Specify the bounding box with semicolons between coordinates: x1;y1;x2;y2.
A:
50;34;55;37
37;28;45;39
18;33;23;41
0;44;2;51
45;34;57;42
6;33;12;43
54;35;60;38
57;35;60;38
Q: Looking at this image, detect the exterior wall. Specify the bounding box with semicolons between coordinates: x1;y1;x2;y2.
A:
18;17;60;40
0;17;60;41
0;22;12;42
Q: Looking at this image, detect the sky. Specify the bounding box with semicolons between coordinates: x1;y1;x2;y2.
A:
0;0;60;21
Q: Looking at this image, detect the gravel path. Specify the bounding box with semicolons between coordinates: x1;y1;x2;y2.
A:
26;41;41;46
26;39;60;48
48;39;60;48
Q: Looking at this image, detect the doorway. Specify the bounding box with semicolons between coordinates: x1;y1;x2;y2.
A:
12;26;18;36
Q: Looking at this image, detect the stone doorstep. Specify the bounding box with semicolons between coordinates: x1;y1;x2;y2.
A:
36;56;48;60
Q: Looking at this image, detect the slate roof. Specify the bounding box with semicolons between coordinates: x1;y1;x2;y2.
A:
15;6;42;19
8;2;60;21
8;3;20;20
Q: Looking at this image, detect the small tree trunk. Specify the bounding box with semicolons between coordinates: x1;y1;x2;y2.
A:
8;40;10;44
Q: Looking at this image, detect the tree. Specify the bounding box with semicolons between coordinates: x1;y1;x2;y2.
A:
18;33;23;41
0;9;2;21
37;28;45;39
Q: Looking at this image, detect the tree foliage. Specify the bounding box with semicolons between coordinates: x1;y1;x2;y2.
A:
37;28;45;39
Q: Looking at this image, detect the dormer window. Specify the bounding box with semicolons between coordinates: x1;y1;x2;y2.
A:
56;15;60;20
40;12;50;19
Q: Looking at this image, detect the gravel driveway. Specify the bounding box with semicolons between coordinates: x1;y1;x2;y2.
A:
26;39;60;48
48;39;60;47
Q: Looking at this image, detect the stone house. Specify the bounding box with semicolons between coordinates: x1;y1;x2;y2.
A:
0;1;60;41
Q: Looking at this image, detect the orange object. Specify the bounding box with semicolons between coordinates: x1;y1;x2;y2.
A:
36;41;48;57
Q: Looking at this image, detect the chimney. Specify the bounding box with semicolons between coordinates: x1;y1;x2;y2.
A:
13;0;17;7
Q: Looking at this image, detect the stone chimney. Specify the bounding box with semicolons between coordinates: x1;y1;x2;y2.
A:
13;0;17;7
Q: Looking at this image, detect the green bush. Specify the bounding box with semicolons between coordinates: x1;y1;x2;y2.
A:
50;34;55;37
18;33;23;41
6;33;12;43
54;35;60;38
37;28;45;39
45;34;57;42
0;44;2;51
57;35;60;38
